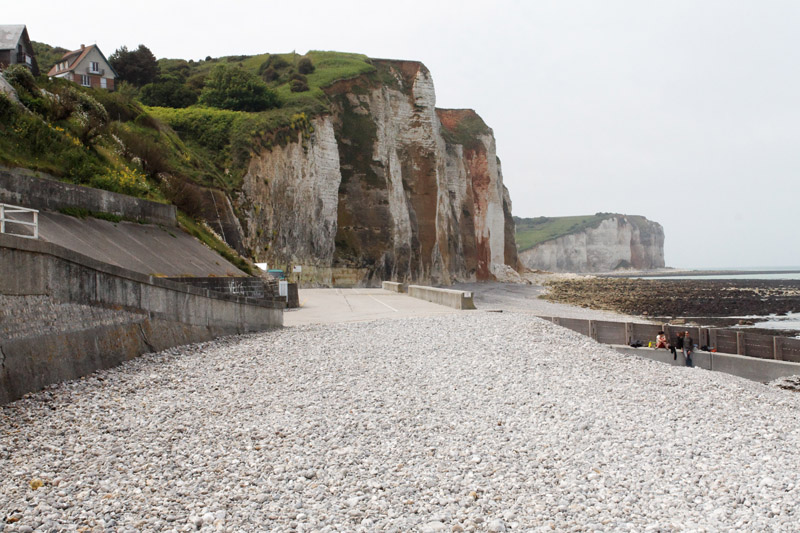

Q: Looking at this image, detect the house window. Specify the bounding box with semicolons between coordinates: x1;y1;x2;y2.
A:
90;61;100;73
100;78;107;89
81;75;91;87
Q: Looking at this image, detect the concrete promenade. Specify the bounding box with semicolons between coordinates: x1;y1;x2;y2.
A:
284;288;460;326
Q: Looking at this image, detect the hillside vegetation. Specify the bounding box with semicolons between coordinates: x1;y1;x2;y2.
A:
514;213;616;252
1;46;384;271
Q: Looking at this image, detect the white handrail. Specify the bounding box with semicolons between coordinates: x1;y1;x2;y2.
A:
0;203;39;239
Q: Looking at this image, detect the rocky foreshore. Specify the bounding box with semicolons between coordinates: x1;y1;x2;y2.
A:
542;277;800;319
2;313;799;531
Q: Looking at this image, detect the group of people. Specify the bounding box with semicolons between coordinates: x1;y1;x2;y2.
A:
655;330;694;366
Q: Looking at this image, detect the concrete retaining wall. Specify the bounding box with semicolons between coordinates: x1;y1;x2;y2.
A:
167;276;279;300
407;285;476;310
612;345;800;383
0;233;283;404
381;281;406;293
0;166;177;226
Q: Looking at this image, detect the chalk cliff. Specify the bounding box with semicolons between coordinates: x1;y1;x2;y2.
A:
235;60;518;285
518;215;665;272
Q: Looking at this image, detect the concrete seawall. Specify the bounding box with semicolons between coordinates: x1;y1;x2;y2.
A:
407;285;476;310
0;166;176;226
612;345;800;383
0;234;283;404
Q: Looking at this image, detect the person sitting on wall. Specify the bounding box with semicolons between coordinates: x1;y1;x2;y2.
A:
655;331;669;349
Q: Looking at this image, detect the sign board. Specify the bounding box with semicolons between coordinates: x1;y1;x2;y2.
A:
292;265;302;273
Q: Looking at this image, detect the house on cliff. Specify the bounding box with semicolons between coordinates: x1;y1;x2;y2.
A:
47;44;117;90
0;25;39;75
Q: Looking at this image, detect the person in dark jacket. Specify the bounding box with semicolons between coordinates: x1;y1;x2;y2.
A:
673;332;684;361
683;331;694;366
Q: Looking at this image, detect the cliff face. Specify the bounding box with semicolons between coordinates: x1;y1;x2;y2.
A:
235;60;518;285
519;215;665;272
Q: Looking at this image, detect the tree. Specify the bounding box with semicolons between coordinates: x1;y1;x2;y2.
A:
199;65;279;112
109;45;158;87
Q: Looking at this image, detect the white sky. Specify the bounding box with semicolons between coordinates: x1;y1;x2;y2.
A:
7;0;800;268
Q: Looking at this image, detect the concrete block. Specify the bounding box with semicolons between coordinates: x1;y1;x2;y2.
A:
407;285;476;310
382;281;406;293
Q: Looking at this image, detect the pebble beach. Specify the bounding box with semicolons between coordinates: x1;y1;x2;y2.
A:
1;312;798;532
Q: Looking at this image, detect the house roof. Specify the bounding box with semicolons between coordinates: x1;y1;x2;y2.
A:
46;44;119;79
0;25;26;51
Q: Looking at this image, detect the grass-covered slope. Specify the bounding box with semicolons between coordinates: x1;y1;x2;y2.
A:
0;65;252;273
0;48;386;272
514;213;617;252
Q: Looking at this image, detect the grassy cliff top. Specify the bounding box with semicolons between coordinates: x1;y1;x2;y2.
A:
514;213;619;251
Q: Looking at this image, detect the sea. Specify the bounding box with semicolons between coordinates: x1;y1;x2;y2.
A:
639;267;800;336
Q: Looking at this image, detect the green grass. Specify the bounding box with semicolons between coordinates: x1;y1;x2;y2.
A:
514;214;615;251
176;211;254;275
439;111;491;150
59;207;123;223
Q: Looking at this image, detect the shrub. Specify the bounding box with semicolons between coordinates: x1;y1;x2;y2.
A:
140;80;198;108
186;72;207;93
290;79;309;93
2;64;37;95
199;65;279;112
112;124;171;177
297;57;315;74
92;88;142;122
267;55;290;70
164;176;207;219
71;90;109;143
0;92;17;121
89;165;151;197
261;67;278;82
289;72;307;82
147;106;239;153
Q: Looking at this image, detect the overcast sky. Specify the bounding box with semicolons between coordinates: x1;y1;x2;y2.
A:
8;0;800;268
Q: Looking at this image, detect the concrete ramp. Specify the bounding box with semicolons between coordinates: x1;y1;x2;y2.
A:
38;211;245;277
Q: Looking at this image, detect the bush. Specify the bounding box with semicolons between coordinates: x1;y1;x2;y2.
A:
0;92;17;121
89;165;151;197
147;106;240;153
297;57;315;74
290;79;309;93
267;55;290;70
112;124;171;177
289;72;307;82
92;88;142;122
164;176;207;218
140;80;198;108
71;90;109;143
2;64;37;95
261;67;278;82
199;65;280;112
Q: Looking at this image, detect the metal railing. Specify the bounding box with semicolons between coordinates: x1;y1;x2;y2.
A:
0;203;39;239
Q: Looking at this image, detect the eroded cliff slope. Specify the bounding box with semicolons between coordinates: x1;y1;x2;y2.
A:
517;214;664;272
236;60;518;285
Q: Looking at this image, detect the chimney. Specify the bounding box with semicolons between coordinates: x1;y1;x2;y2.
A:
80;44;85;50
